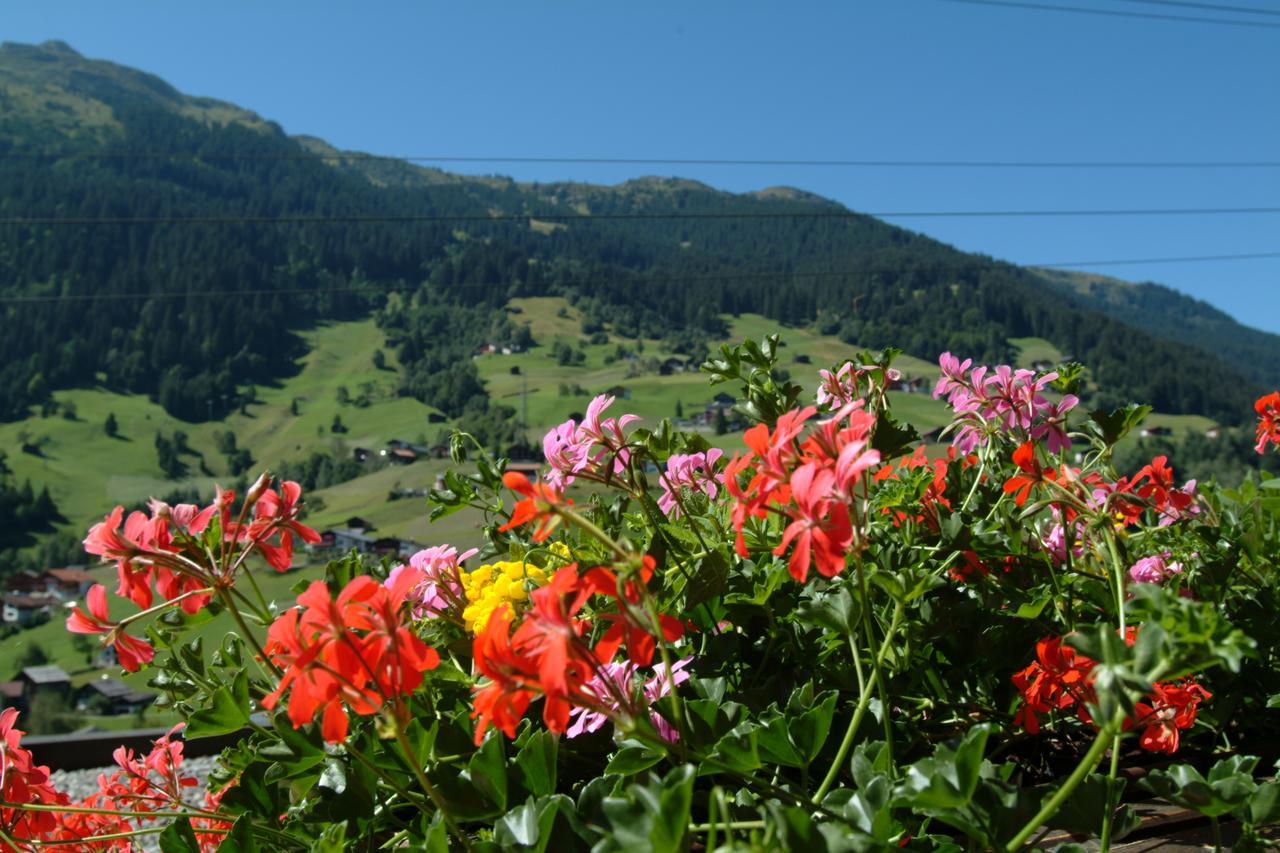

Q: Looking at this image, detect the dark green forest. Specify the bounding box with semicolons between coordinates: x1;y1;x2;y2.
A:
0;40;1269;437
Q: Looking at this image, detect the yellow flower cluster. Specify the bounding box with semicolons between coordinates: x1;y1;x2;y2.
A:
459;544;572;633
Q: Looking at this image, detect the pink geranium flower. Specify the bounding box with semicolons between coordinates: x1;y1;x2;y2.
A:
658;449;725;517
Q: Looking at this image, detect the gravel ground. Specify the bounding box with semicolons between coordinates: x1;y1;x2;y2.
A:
49;755;221;850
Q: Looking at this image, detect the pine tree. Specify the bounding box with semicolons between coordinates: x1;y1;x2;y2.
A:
104;412;118;437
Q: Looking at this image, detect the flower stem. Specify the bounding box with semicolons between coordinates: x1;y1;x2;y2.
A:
393;724;471;852
812;600;904;803
215;587;282;679
1099;733;1123;851
854;557;895;768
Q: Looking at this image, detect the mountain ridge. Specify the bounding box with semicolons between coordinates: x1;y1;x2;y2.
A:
0;39;1271;431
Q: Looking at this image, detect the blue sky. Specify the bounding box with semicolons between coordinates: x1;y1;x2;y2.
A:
6;1;1278;330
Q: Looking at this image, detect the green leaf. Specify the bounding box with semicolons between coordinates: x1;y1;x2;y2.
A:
685;551;729;608
756;714;805;768
791;690;840;763
871;412;921;461
1014;597;1050;620
217;814;261;852
495;796;566;853
605;746;664;777
309;822;345;853
1088;404;1152;446
514;730;558;797
797;587;861;635
1248;781;1280;825
158;818;201;853
710;723;762;774
186;671;250;739
896;724;994;810
1050;774;1138;840
469;733;509;811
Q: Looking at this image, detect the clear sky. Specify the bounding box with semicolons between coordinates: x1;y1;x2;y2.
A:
5;1;1278;330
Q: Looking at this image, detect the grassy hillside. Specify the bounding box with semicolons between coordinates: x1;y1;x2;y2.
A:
5;295;1217;552
477;298;950;440
0;318;444;531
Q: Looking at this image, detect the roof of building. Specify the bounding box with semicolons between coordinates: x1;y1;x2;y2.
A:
5;595;54;609
79;677;155;703
325;528;376;543
45;567;96;584
20;665;70;684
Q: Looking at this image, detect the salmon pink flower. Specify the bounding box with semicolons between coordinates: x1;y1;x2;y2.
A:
0;708;69;845
250;480;321;572
66;584;156;672
775;464;853;582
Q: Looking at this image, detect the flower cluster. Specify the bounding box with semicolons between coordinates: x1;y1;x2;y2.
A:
725;403;881;582
471;560;685;745
1096;455;1200;528
385;544;476;620
816;361;900;410
542;394;639;488
0;712;233;851
72;477;318;670
499;471;568;542
567;656;693;742
0;708;66;848
934;353;1078;454
460;558;550;634
658;449;725;518
1129;553;1183;585
263;569;439;743
872;444;963;528
1013;634;1211;753
67;582;157;671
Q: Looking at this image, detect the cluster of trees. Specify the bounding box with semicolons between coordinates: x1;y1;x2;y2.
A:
153;430;194;479
1114;427;1280;485
0;452;61;551
275;449;379;493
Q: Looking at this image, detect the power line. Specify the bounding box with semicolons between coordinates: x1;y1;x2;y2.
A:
2;206;1280;227
5;151;1280;168
932;0;1280;27
1120;0;1280;18
1;251;1275;306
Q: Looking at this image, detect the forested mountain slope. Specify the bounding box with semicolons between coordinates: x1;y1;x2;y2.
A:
0;39;1272;429
1035;267;1280;390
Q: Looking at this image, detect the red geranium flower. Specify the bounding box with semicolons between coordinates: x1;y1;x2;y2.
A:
499;471;568;542
1255;392;1280;454
1003;441;1057;507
